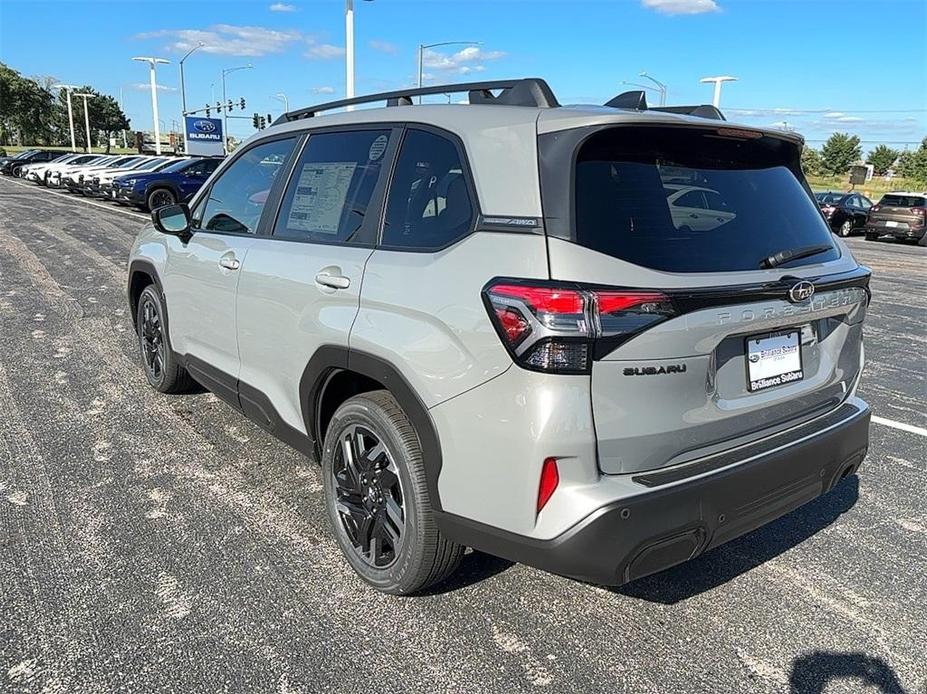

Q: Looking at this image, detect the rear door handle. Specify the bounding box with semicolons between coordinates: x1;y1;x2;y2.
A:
219;256;240;271
315;272;350;289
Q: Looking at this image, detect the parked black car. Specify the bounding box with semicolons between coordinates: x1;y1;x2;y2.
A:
0;149;67;177
815;191;873;237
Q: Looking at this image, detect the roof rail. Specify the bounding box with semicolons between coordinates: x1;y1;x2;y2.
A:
603;90;726;121
275;78;559;124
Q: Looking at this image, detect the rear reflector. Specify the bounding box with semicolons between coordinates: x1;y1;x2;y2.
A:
537;457;559;513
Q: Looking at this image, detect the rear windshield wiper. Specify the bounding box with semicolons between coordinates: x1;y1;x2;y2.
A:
760;244;833;269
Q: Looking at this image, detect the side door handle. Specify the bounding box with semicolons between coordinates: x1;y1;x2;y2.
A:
315;272;351;289
219;256;240;271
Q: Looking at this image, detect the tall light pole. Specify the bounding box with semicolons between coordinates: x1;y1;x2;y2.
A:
273;92;289;113
345;0;374;111
52;84;78;152
179;42;206;118
133;56;170;155
417;41;482;104
621;80;661;100
74;92;94;153
639;71;667;106
700;75;738;108
221;64;253;153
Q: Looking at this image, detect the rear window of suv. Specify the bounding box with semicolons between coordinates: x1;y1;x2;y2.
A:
878;194;926;208
572;126;839;272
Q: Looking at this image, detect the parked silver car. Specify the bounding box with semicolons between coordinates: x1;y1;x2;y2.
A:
127;79;871;594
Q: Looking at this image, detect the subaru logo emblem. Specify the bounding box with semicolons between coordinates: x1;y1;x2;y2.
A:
193;120;216;133
788;280;815;304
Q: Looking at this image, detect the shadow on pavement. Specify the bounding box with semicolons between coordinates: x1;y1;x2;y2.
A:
788;651;906;693
423;551;515;595
616;474;859;604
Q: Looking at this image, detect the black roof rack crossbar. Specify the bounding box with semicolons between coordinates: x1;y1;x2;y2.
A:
276;78;559;124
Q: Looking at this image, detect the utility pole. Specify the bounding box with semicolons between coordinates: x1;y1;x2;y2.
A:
53;84;78;152
221;64;253;154
133;56;170;154
179;42;206;118
417;41;482;104
74;92;94;153
345;0;374;111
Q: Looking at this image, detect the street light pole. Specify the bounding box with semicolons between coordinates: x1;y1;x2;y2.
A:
133;56;170;155
273;92;289;113
74;92;94;153
344;0;374;111
221;64;253;154
53;84;78;152
417;41;482;104
639;72;667;106
700;75;738;108
179;42;206;117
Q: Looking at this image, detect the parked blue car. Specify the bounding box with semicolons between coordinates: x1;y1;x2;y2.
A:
111;156;223;210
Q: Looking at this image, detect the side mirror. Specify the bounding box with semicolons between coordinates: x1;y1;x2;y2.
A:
151;203;192;241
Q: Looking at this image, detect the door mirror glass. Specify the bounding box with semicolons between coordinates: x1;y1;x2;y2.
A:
152;203;192;238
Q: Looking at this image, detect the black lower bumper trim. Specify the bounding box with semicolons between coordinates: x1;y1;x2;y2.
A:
435;402;870;586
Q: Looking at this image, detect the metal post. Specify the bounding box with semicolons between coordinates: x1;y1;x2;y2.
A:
75;93;93;153
65;90;76;151
149;63;161;155
417;44;424;104
345;0;355;111
416;41;482;104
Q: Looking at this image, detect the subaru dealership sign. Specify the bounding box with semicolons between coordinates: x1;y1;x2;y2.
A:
184;116;224;156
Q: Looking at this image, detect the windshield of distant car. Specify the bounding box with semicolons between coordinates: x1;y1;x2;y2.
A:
879;194;926;208
159;159;196;173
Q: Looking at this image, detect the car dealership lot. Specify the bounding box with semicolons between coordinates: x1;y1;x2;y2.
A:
0;177;924;693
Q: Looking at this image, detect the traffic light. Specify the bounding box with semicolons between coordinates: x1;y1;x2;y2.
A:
239;97;246;110
227;99;233;111
266;113;272;126
216;101;221;113
205;104;211;117
252;113;260;129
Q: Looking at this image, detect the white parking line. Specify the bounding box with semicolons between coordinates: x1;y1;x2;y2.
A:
872;415;927;437
1;176;148;221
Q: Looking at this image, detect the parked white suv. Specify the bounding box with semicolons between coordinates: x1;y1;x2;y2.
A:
127;79;871;594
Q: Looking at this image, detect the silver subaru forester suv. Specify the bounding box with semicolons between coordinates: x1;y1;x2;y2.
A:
128;79;871;594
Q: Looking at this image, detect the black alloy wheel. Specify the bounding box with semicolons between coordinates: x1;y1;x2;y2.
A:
139;293;165;385
839;219;853;237
147;188;175;211
331;424;405;568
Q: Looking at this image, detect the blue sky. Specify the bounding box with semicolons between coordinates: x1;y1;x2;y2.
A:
1;0;924;150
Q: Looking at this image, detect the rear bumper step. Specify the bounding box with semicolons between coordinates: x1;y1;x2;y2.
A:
436;400;870;586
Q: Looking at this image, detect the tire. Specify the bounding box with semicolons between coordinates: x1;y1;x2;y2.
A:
11;165;23;178
865;233;879;241
135;284;196;394
322;390;464;595
146;187;176;211
838;220;853;237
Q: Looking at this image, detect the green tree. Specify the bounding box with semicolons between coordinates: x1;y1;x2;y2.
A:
866;144;899;176
0;62;56;145
800;145;823;176
52;85;130;152
820;132;862;176
895;137;927;184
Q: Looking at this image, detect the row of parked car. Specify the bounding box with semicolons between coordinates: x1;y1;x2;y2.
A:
0;148;223;211
815;189;927;244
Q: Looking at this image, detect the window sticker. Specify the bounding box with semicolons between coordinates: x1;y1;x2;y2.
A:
286;162;357;234
368;134;388;162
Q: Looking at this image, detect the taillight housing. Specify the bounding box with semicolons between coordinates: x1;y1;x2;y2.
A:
483;279;676;374
912;207;926;225
870;205;881;213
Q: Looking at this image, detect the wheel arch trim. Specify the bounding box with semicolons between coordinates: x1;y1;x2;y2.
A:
300;346;446;511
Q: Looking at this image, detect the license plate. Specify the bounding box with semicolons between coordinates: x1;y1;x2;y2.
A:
886;221;900;228
746;330;803;392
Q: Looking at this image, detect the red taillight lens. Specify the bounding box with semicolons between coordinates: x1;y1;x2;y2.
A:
537;457;559;513
484;280;675;373
870;205;881;212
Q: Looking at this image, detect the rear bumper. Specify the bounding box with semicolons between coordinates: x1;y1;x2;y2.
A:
866;222;925;239
437;400;870;586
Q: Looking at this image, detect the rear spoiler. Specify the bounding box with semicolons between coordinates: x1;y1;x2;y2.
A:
604;90;726;121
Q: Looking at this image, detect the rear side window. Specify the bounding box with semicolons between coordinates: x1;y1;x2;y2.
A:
879;194;925;208
572;127;839;272
381;129;474;250
273;129;390;244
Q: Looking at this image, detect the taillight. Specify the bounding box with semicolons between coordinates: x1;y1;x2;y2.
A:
483;279;675;374
821;205;835;216
870;205;880;213
913;208;926;225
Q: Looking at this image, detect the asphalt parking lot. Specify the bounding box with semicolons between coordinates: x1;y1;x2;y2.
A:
0;175;924;694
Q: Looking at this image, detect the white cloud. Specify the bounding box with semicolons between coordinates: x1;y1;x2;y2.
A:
136;24;302;57
642;0;720;15
422;46;506;75
311;86;336;95
132;83;177;92
369;39;397;54
269;2;296;11
306;43;345;60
